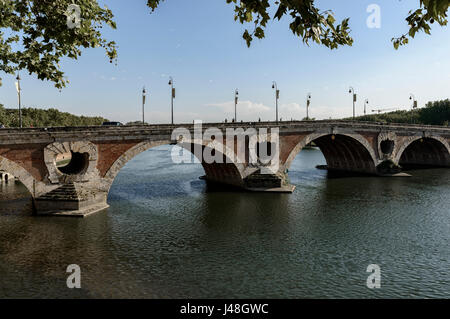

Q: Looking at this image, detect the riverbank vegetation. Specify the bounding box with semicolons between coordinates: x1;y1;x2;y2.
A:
1;99;448;128
0;105;107;127
350;99;450;126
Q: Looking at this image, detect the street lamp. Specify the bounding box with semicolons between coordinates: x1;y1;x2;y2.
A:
272;81;279;122
142;87;147;125
15;74;22;128
234;89;239;122
409;94;418;109
306;93;312;120
409;94;418;124
349;87;357;119
364;99;369;116
168;77;175;124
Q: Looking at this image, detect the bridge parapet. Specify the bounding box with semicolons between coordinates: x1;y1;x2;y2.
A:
0;121;449;145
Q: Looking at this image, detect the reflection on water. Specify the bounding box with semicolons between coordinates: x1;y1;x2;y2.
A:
0;182;33;216
0;146;449;298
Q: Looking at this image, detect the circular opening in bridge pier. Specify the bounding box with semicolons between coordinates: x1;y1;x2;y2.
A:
57;151;89;175
380;140;395;155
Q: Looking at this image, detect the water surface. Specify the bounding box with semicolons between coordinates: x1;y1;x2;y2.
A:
0;146;449;298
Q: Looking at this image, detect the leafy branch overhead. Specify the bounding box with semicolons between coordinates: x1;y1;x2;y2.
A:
0;0;117;89
148;0;449;49
0;0;448;89
149;0;353;49
231;0;353;49
392;0;449;49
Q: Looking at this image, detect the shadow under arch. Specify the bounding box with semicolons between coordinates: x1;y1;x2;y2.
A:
283;133;378;174
102;140;245;194
396;137;450;168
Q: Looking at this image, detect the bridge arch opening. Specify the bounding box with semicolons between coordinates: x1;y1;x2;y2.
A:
0;160;34;215
313;134;377;173
178;143;244;187
399;137;450;168
0;155;38;197
104;141;245;197
284;133;377;175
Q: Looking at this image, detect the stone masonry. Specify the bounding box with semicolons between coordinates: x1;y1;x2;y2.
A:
0;121;448;217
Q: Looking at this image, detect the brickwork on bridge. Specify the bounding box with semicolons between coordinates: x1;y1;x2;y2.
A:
96;140;143;177
0;143;47;181
0;121;449;216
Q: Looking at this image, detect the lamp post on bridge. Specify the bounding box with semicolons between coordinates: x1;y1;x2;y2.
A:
349;87;357;119
15;74;22;128
234;89;239;122
364;99;369;116
306;93;312;120
272;81;279;123
168;77;175;125
142;87;147;125
409;93;418;124
409;94;418;110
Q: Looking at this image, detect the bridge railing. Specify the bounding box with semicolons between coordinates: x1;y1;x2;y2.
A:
0;120;449;135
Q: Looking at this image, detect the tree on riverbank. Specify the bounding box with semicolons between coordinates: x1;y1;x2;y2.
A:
351;99;450;126
0;0;448;88
0;105;107;127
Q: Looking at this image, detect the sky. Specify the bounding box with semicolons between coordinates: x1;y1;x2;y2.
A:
0;0;449;124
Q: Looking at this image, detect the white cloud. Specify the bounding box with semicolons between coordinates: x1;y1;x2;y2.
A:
206;100;272;121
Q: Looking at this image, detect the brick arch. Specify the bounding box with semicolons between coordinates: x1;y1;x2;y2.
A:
283;132;378;173
394;136;450;167
178;140;245;187
0;155;38;197
101;139;245;193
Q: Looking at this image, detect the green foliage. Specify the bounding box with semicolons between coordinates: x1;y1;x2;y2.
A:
352;99;450;126
149;0;448;49
148;0;353;49
0;0;448;89
392;0;450;49
0;0;117;89
0;105;108;127
420;99;450;125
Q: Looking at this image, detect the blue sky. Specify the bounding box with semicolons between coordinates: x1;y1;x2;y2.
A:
0;0;449;123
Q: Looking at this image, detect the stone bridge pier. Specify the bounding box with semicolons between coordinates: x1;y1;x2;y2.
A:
0;121;448;217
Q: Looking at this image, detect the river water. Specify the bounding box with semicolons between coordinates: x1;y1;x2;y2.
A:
0;146;449;298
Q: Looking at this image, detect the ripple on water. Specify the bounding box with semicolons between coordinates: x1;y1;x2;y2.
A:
0;147;449;298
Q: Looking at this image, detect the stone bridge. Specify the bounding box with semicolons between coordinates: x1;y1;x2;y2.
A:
0;121;449;216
